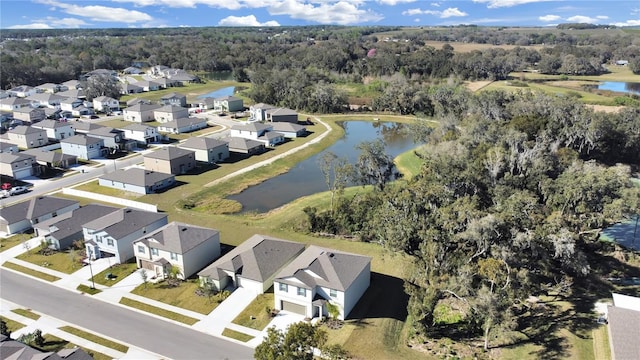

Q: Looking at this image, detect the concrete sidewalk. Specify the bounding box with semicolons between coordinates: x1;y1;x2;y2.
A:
192;287;257;335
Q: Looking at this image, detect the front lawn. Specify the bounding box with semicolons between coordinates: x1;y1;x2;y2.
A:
0;232;33;253
0;316;25;333
16;245;84;274
59;325;129;353
73;180;143;199
231;290;275;331
11;308;41;320
119;297;199;325
77;284;102;295
91;262;138;286
222;328;254;342
2;261;61;282
130;279;219;315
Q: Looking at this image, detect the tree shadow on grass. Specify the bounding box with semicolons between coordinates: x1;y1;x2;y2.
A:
345;272;409;322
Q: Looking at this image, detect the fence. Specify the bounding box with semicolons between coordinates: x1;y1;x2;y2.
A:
62;188;158;212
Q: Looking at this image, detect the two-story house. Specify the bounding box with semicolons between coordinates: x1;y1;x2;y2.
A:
31;119;75;141
123;103;161;123
159;93;187;107
60;135;104;160
12;108;46;125
0;152;37;180
248;103;276;122
93;96;120;113
214;96;243;113
83;208;168;264
119;123;159;144
0;196;79;235
7;126;48;149
26;93;66;109
0;97;32;112
143;146;195;175
156;117;207;134
179;137;229;164
133;222;221;279
153;105;189;123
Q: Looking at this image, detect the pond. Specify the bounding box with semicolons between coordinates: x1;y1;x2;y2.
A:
227;121;418;213
597;81;640;94
198;86;235;99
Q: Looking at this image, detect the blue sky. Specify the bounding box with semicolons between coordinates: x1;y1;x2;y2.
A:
1;0;639;29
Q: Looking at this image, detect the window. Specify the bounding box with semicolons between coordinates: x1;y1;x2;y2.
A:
151;248;158;256
330;289;338;298
96;236;102;243
107;238;114;246
170;252;178;260
279;283;288;292
297;287;306;297
138;245;145;254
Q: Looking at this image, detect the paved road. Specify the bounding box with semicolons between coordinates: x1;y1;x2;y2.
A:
0;269;254;360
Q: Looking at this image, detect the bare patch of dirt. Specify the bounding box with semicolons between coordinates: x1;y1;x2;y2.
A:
585;104;625;113
467;81;493;92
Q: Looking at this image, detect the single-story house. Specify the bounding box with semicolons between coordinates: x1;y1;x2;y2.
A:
224;137;265;155
123;103;161;123
99;167;175;194
0;152;37;180
60;135;105;160
133;222;221;280
132;80;160;92
153;105;189;123
35;83;64;94
82;69;118;80
123;66;143;75
7;85;37;98
26;93;66;108
7;125;48;149
23;148;77;169
121;83;143;95
57;89;86;99
179;137;229;164
93;96;120;113
160;93;187;107
35;204;118;250
0;333;93;360
143;146;196;175
31;119;75;141
154;78;179;89
157;117;207;134
198;234;306;294
165;70;199;85
273;245;371;320
12;108;46;124
70;105;93;117
271;122;307;138
248;103;276;122
258;131;285;147
83;208;168;264
62;80;81;90
118;123;159;144
230;123;272;140
0;196;79;235
266;107;299;123
0;97;32;111
214;96;244;113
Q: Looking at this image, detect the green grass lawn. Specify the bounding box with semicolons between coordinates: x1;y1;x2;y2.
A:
0;316;26;333
2;261;61;282
11;308;41;320
73;180;143;199
119;297;199;325
16;246;84;274
394;146;424;180
0;233;33;253
59;326;129;353
222;328;254;342
231;290;274;330
91;262;138;287
77;284;102;295
130;279;219;315
33;334;70;353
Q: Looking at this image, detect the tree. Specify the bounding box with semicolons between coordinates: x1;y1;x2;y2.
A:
139;269;149;290
318;152;353;213
255;322;327;360
18;329;45;348
354;139;395;191
0;318;10;337
83;74;120;101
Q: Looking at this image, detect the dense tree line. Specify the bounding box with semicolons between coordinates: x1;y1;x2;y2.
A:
303;89;639;350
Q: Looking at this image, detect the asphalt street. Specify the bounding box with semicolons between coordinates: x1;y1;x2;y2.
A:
0;269;254;360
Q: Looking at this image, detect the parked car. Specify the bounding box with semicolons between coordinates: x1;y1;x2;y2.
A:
8;186;29;196
1;183;12;190
0;190;9;198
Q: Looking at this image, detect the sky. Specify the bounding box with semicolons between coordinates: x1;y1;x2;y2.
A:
1;0;639;29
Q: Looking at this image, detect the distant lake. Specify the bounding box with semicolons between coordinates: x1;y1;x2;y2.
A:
597;81;640;94
227;121;418;213
198;86;235;99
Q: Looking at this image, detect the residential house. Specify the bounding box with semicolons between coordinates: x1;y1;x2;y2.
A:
0;152;37;180
72;121;104;134
259;131;285;147
7;85;37;98
34;204;118;250
273;245;371;320
271;122;307;138
26;93;66;108
99;167;175;194
160;92;187;107
31;119;75;141
224;137;265;155
126;97;151;107
0;196;79;235
266;107;299;123
0;97;31;111
60;135;104;160
70;105;93;117
156;117;207;134
35;83;64;94
154;105;189;123
60;98;83;112
200;97;216;110
123;103;161;123
249;103;276;122
12;107;46;124
82;69;118;80
198;234;306;294
154;77;179;89
180;137;229;163
0;111;14;130
608;293;640;360
23;148;77;169
0;142;18;154
83;208;168;263
132;80;160;92
230;123;272;140
121;83;143;95
93;96;120;113
58;89;85;99
62;79;81;90
214;96;244;113
123;66;142;74
87;127;133;151
119;123;159;144
165;70;199;85
133;222;221;279
150;65;169;76
143;146;196;175
0;333;93;360
0;90;8;99
7;126;48;149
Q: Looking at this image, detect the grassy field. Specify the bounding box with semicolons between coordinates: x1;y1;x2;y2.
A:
222;328;254;342
11;308;41;320
74;180;143;199
2;261;61;282
0;316;25;333
119;80;247;104
394;146;424;180
16;245;84;274
130;280;219;315
119;297;199;325
91;262;138;286
0;233;32;253
231;290;275;330
77;284;102;295
59;325;129;353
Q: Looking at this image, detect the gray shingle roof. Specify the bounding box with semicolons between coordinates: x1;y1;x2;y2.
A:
231;123;271;133
119;123;155;132
271;122;306;132
22;148;77;164
160;92;186;100
31;119;72;130
154;105;188;114
61;134;102;146
0;97;31;106
72;122;104;133
124;103;161;112
34;204;119;243
100;168;174;187
135;221;219;255
159;117;206;129
608;305;640;360
9;125;44;135
198;234;305;282
0;196;78;224
82;208;167;240
144;146;194;160
267;107;298;116
180;137;227;151
224;137;263;151
0;152;35;165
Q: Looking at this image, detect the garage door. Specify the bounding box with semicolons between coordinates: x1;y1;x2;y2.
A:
281;301;306;316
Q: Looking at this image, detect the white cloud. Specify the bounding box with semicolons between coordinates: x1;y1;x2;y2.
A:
566;15;599;23
539;14;560;22
430;2;440;7
403;7;467;18
473;0;553;9
613;19;640;27
377;0;416;5
8;16;90;29
113;0;244;10
596;15;608;20
9;23;53;29
218;14;280;26
35;0;153;23
267;0;383;25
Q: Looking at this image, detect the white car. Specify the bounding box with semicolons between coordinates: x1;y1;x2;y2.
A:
0;190;8;198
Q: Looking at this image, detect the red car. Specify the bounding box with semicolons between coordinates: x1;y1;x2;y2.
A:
1;183;12;191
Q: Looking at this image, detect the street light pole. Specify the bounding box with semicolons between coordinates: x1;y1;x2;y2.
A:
88;249;95;289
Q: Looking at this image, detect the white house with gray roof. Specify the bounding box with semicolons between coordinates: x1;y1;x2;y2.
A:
271;122;307;138
119;123;159;144
214;96;243;112
0;152;37;180
98;167;175;194
60;135;104;160
0;97;31;111
266;107;299;123
123;103;161;123
7;125;48;149
153;105;189;123
198;234;305;294
133;222;221;280
180;137;229;163
0;196;79;235
83;208;168;263
230;123;272;140
607;293;640;360
26;93;66;108
93;96;120;113
156;117;207;134
273;245;371;320
31;119;75;141
248;103;276;122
